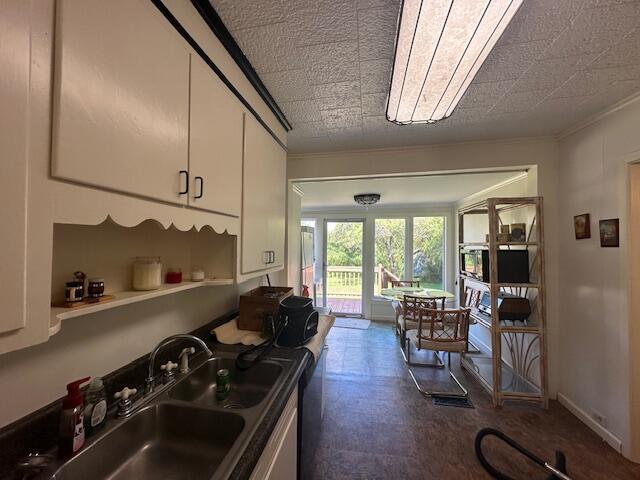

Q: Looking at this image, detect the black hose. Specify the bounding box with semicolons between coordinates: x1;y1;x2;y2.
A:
235;315;288;371
475;428;569;480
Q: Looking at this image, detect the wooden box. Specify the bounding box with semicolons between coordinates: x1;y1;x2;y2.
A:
238;286;293;331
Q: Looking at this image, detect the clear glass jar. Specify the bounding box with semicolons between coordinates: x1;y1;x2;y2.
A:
132;257;162;291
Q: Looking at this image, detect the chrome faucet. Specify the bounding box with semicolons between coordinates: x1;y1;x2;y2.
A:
146;334;213;394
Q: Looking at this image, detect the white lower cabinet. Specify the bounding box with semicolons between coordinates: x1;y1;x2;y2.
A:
250;387;298;480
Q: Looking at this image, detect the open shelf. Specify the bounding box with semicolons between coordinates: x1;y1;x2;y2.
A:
49;278;233;335
461;351;541;396
459;196;547;407
49;219;236;336
459;241;538;247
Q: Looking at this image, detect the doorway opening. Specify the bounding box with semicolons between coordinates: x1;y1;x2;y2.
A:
323;219;364;316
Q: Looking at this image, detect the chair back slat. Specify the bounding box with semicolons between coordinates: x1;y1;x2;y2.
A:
463;286;481;308
403;294;438;321
416;307;471;348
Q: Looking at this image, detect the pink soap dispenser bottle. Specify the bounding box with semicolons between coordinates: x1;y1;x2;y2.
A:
58;377;90;460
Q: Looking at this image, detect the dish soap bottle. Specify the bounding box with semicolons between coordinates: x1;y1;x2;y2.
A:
58;377;90;459
84;377;107;437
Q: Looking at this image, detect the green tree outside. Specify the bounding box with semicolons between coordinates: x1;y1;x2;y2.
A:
324;217;444;296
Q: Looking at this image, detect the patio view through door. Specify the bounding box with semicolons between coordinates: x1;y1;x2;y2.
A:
323;219;364;316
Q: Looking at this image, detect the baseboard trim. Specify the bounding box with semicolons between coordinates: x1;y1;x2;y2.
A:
557;392;623;453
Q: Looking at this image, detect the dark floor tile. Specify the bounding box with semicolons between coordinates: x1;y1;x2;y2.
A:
305;321;640;480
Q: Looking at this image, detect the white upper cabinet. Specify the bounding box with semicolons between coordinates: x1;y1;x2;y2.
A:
52;0;190;205
188;55;243;217
242;116;286;274
267;141;286;269
0;1;29;338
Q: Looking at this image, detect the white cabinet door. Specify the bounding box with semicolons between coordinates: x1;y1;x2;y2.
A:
188;56;242;216
249;387;298;480
266;140;286;268
0;1;29;337
52;0;190;205
264;406;298;480
241;115;284;274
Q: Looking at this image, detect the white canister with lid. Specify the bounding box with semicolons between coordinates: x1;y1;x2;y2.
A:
132;257;162;291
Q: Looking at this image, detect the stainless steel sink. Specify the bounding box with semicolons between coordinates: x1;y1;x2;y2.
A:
36;351;293;480
168;357;283;409
52;404;244;480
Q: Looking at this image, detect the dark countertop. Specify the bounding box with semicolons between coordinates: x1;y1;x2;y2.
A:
215;343;312;480
0;311;314;480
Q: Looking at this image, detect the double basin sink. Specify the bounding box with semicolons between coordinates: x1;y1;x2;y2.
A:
39;353;290;480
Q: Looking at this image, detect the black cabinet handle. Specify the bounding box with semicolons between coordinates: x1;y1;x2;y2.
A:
179;170;189;195
195;176;204;199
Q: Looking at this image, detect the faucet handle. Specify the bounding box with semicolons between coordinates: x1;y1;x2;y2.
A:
114;387;137;401
114;387;137;418
160;360;178;373
179;347;196;373
160;360;178;382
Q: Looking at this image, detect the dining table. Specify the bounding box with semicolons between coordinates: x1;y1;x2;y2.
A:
380;286;455;301
380;287;456;333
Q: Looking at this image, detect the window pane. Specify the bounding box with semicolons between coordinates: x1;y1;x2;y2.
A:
374;218;405;295
412;217;445;289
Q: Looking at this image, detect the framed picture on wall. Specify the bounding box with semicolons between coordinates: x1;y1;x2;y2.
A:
599;218;620;247
574;213;591;240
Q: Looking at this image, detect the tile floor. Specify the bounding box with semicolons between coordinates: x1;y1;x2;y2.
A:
306;321;640;479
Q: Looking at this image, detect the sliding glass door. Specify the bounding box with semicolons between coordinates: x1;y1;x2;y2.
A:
323;219;364;316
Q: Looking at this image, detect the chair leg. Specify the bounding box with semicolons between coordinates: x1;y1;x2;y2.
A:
406;347;445;369
466;339;481;354
408;351;468;399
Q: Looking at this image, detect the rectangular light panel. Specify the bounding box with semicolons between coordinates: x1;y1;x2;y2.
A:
387;0;524;124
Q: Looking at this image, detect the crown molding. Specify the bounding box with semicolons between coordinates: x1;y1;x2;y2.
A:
287;135;556;160
557;91;640;141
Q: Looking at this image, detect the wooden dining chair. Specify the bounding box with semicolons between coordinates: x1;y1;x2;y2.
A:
462;286;482;354
397;294;446;360
391;280;421;288
405;306;471;397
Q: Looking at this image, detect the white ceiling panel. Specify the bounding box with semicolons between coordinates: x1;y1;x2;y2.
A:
210;0;640;153
297;171;526;210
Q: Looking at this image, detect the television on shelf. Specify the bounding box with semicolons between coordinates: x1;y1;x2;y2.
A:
460;248;529;284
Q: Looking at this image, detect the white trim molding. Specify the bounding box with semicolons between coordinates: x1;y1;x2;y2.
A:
557;392;623;454
557;91;640;140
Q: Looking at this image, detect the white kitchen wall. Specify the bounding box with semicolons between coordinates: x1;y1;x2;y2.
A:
557;95;640;459
0;279;265;428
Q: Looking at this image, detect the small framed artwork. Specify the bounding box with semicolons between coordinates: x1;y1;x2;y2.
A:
574;214;591;240
599;218;620;247
510;223;526;242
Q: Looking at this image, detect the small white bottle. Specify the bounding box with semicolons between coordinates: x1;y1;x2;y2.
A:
84;377;107;437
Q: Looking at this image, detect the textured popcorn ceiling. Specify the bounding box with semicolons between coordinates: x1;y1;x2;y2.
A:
210;0;640;153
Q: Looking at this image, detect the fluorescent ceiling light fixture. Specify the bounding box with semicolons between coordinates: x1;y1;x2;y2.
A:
387;0;524;124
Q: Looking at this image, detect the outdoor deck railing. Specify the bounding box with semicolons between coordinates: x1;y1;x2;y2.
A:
326;265;398;297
